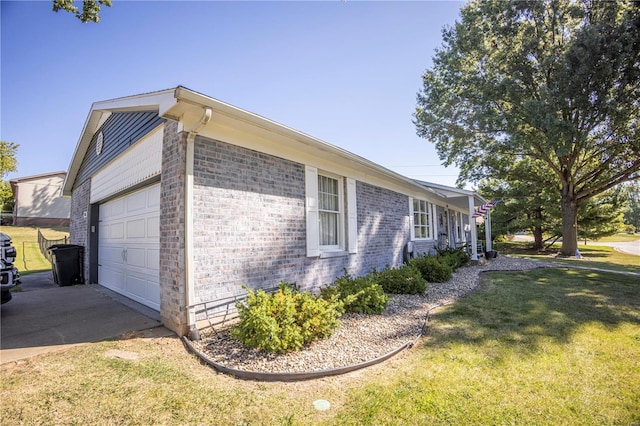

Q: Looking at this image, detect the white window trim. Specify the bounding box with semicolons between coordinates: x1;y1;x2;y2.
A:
306;166;356;257
410;197;434;241
318;172;344;251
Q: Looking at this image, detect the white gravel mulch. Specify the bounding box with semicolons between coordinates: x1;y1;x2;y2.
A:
189;256;550;374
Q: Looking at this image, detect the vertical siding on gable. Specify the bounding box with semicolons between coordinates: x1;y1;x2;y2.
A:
73;111;164;189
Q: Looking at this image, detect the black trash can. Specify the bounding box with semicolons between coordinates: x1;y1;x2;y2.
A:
49;244;84;286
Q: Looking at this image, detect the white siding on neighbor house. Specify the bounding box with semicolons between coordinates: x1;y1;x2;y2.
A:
90;126;163;204
14;175;70;219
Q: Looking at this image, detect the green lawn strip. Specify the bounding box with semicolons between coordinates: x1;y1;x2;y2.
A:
327;269;640;425
2;226;69;276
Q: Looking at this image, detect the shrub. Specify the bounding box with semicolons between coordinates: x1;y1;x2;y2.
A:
410;255;452;283
231;282;342;353
321;272;389;314
374;264;427;295
435;247;470;270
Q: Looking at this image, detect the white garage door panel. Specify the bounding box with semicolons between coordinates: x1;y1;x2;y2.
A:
127;219;146;238
147;248;159;270
101;268;125;291
99;183;160;311
101;246;125;265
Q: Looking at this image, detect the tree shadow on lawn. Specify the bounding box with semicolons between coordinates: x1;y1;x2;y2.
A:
422;268;640;360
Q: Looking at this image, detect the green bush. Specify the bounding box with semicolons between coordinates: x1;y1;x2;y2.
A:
435;247;470;270
374;264;427;295
231;282;342;353
321;272;389;314
410;255;453;283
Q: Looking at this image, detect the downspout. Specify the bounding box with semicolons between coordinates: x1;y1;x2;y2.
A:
185;107;212;339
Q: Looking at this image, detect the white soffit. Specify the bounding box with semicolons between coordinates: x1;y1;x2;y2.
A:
90;125;163;204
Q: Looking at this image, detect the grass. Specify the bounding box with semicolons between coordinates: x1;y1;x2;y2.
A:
495;240;640;274
329;269;640;425
2;266;638;424
1;226;69;276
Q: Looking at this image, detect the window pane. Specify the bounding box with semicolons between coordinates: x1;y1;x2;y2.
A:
318;175;339;212
320;211;338;245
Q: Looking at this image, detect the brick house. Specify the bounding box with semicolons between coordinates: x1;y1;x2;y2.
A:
62;87;489;336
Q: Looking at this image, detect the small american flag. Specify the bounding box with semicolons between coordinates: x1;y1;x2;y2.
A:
472;198;502;218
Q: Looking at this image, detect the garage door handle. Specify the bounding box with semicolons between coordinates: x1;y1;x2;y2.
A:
122;248;127;263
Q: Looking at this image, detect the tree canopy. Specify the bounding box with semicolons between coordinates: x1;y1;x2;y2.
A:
415;0;640;256
52;0;111;23
0;141;19;179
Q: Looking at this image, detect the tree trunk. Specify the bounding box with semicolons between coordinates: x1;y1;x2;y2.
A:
560;181;578;256
532;226;544;250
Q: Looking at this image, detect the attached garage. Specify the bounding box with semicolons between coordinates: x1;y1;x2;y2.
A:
98;184;160;311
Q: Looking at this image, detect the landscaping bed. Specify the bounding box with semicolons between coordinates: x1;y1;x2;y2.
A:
189;256;550;375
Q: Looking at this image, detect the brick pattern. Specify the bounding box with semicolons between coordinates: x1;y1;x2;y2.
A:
351;181;410;273
69;178;91;281
158;120;189;335
189;136;414;305
191;137;307;303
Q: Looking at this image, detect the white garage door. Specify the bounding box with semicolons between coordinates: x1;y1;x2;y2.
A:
98;183;160;311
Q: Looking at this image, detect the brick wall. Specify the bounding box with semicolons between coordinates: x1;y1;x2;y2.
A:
69;178;91;281
351;181;410;272
191;137;307;303
190;135;413;304
159;120;189;335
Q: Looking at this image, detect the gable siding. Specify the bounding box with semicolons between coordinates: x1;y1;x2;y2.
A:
73;111;164;189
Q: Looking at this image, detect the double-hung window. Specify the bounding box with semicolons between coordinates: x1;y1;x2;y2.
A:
305;165;357;257
318;175;341;248
412;199;431;239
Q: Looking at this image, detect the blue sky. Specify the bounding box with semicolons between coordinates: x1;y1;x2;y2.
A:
1;0;466;187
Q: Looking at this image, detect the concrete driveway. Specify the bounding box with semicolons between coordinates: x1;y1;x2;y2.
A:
0;272;168;364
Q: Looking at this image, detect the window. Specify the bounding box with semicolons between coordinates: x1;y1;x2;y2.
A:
305;165;357;257
413;199;431;239
318;175;341;248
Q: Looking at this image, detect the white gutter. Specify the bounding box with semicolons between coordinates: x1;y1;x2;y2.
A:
185;106;212;338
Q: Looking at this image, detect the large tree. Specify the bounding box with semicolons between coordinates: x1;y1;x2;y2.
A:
415;0;640;256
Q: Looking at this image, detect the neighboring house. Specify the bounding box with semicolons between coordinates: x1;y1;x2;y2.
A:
10;172;71;227
63;86;492;336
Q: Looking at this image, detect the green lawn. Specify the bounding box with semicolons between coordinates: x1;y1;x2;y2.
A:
2;226;69;276
2;267;638;424
329;268;640;425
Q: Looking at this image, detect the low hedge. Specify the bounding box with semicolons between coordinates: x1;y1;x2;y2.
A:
374;265;427;295
231;282;342;353
321;272;389;314
410;255;453;283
